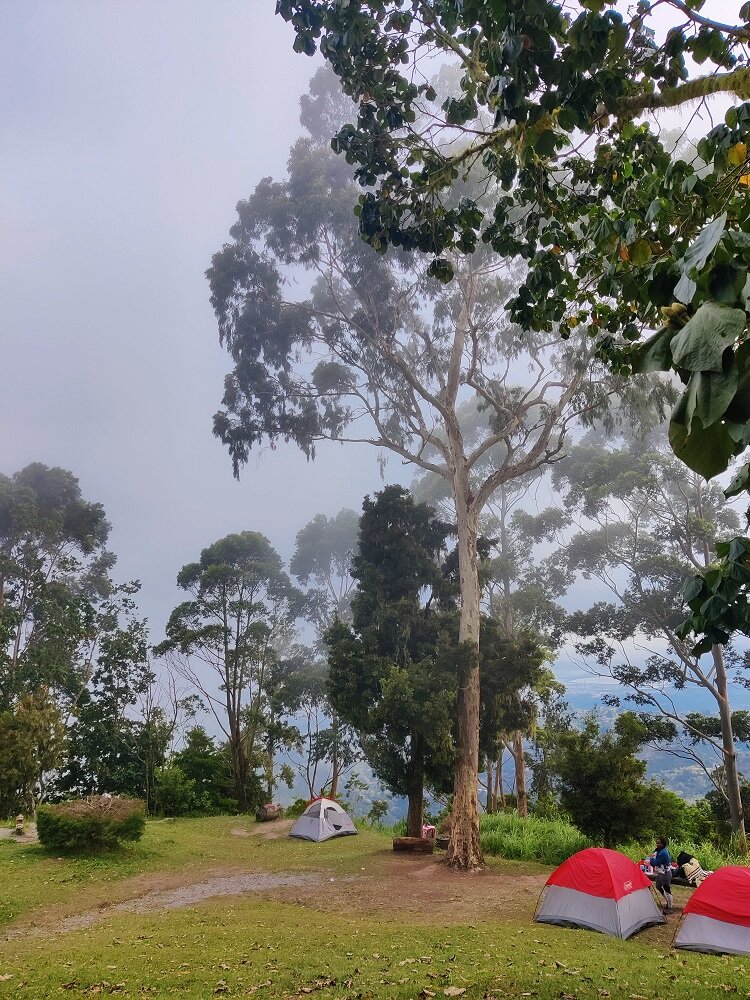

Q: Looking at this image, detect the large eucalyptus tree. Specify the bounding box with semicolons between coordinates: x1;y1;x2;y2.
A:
207;72;642;867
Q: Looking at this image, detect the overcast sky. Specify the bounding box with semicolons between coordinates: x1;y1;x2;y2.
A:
1;1;387;639
1;2;745;711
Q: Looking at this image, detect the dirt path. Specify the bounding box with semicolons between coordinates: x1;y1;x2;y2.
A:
2;871;326;941
2;843;548;943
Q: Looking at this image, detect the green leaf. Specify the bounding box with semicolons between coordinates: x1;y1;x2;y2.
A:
629;239;652;266
682;576;706;602
670;302;745;372
533;130;557;157
727;342;750;421
429;258;454;283
725;463;750;498
674;272;697;304
709;262;746;305
669;411;738;479
694;368;739;427
629;326;673;373
681;213;727;273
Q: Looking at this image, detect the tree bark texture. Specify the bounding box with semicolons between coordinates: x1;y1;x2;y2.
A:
512;731;528;817
712;643;747;849
447;468;483;870
406;731;425;838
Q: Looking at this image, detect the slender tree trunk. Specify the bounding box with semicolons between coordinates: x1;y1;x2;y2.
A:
406;730;425;838
495;755;504;809
486;762;494;813
230;718;249;811
447;470;483;870
330;711;340;798
513;731;528;817
713;643;747;849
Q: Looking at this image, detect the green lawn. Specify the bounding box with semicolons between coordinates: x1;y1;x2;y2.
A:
0;817;747;1000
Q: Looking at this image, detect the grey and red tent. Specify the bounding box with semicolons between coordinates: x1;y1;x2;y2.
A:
675;866;750;955
535;847;665;938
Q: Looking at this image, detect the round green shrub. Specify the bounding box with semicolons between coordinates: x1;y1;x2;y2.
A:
37;795;146;852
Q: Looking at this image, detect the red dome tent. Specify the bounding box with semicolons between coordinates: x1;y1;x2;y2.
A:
675;866;750;955
535;848;665;938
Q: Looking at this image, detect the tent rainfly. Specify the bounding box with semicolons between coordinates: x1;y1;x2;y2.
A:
675;866;750;955
535;847;666;939
288;797;357;842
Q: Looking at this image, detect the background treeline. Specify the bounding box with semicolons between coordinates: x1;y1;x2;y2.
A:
2;449;748;861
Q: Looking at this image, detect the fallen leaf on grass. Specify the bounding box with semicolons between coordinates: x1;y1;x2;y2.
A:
419;991;436;999
398;959;416;966
0;975;13;982
444;989;466;997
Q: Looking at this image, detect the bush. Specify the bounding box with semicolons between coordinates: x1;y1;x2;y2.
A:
37;796;145;852
285;798;310;819
154;766;215;817
480;812;591;866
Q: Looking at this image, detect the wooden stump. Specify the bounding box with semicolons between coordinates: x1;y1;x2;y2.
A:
435;835;450;850
256;803;283;822
392;836;435;853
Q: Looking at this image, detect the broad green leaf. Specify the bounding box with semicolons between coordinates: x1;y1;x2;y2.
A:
725;462;750;498
629;239;652;266
674;272;697;304
533;130;557;157
669;411;738;480
671;375;700;433
682;576;706;602
681;213;727;273
694;368;739;427
629;326;673;373
670;302;745;372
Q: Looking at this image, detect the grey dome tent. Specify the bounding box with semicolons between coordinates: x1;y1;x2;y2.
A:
535;848;665;939
289;797;357;842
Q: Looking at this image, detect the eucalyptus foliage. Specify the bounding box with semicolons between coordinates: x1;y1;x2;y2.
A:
276;0;750;649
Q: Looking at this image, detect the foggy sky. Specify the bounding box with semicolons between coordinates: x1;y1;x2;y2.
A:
1;2;743;705
1;1;386;639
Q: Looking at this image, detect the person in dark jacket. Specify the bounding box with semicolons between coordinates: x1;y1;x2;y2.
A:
650;836;674;914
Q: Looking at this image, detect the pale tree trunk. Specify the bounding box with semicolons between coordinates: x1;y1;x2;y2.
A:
406;730;425;838
512;731;528;817
498;484;530;817
329;711;340;799
713;643;747;850
447;460;483;870
495;755;504;809
486;762;494;813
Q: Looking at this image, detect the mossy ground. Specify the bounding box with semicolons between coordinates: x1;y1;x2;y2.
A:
0;817;747;999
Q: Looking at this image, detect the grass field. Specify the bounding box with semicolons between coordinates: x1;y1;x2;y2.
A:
0;816;747;1000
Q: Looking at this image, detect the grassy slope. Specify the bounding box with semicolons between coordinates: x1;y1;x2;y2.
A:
0;817;747;999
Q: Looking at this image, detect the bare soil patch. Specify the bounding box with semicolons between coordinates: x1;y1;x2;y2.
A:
0;823;38;844
0;827;566;942
232;818;293;840
292;851;549;925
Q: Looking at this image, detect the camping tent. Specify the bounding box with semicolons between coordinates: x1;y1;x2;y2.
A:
675;866;750;955
535;847;665;938
288;797;357;842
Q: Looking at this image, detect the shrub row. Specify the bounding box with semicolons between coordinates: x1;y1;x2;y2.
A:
37;796;145;852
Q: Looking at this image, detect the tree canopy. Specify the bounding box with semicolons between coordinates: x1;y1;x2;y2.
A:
276;0;750;519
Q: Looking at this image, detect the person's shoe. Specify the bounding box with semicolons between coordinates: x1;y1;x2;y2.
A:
664;907;673;914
